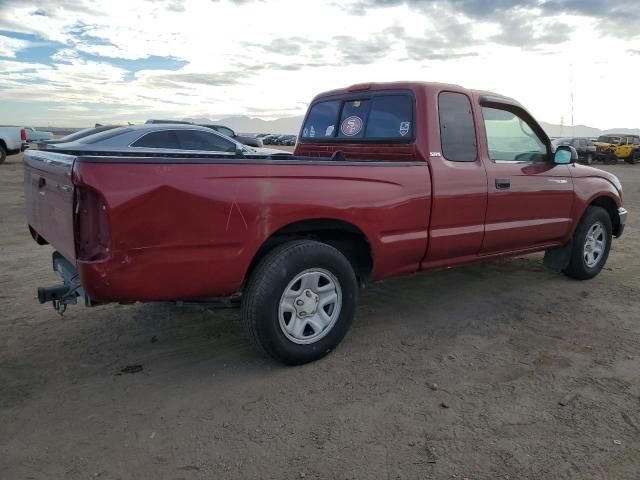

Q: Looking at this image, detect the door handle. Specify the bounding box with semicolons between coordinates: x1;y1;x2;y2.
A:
495;178;511;189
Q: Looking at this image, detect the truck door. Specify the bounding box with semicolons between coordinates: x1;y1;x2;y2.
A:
422;91;488;266
478;101;574;254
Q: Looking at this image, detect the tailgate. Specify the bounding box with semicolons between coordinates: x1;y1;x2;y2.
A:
24;150;77;262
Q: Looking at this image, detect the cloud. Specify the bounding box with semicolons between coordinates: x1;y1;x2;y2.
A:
338;0;639;42
0;0;637;129
0;34;30;57
143;71;249;87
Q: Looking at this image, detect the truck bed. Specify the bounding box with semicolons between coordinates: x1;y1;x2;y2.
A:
24;149;431;303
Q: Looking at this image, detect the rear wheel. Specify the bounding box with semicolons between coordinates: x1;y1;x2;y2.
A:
0;145;6;164
625;151;638;164
563;206;612;280
241;240;358;365
584;153;593;165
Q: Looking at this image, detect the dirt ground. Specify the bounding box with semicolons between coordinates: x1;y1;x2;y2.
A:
1;152;639;480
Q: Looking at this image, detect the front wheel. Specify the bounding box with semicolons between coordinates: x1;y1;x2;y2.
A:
625;152;638;164
241;240;358;365
563;206;612;280
0;145;6;164
584;153;593;165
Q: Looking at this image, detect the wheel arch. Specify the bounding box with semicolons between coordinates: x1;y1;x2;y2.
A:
244;218;374;288
588;195;622;237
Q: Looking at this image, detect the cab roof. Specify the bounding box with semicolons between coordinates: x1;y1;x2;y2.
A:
311;81;520;107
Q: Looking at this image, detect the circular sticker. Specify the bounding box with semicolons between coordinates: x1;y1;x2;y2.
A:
341;116;363;136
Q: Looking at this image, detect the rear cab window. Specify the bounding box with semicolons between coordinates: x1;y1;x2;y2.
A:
300;91;414;142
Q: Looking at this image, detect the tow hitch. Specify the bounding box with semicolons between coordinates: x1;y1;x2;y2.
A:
37;252;91;315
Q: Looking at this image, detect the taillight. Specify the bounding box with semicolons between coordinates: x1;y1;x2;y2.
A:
75;187;110;261
20;128;26;141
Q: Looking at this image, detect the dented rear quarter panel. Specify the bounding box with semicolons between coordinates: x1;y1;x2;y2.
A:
73;159;431;302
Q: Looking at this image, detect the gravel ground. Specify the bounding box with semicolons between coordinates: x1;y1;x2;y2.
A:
1;153;639;479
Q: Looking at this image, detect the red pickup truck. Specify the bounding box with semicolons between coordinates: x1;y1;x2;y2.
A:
24;82;627;364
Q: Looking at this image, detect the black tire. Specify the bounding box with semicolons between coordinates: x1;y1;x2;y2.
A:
0;144;6;164
241;240;358;365
562;206;612;280
606;152;617;164
625;151;638;164
584;153;593;165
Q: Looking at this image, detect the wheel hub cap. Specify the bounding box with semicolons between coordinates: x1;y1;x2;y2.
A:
294;289;319;317
583;222;606;268
278;269;342;345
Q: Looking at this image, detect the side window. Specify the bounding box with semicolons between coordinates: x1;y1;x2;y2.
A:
176;130;236;152
215;126;235;138
438;92;477;162
337;100;371;139
131;130;180;149
301;101;340;139
481;107;547;163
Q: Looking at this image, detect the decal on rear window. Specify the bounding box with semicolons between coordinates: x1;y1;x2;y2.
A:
399;122;410;136
341;116;363;136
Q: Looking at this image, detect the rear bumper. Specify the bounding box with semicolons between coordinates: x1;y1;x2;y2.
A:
21;142;29;152
616;207;627;237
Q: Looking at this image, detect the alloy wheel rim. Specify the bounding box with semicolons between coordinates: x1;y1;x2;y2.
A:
583;221;606;268
278;268;342;345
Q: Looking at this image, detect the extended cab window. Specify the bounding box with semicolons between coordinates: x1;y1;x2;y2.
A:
301;94;413;141
438;92;477;162
482;107;547;163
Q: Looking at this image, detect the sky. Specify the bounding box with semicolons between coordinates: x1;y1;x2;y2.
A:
0;0;638;129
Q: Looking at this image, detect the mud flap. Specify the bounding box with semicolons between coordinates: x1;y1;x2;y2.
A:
543;241;572;271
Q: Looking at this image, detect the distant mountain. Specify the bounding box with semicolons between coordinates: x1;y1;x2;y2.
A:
183;115;639;138
183;115;304;135
539;122;640;138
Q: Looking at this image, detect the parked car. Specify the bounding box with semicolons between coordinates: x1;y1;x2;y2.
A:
24;127;54;142
0;126;27;163
42;124;289;157
551;137;596;164
593;134;640;164
199;125;264;148
261;134;280;145
145;119;263;148
38;125;122;149
25;81;627;365
276;134;297;146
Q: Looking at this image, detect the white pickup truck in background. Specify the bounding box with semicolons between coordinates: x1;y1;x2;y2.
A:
0;126;27;163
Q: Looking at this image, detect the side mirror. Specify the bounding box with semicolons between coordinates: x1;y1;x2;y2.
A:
554;145;578;164
234;143;246;159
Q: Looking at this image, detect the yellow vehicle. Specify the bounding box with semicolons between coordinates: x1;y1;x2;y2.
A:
593;134;640;164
